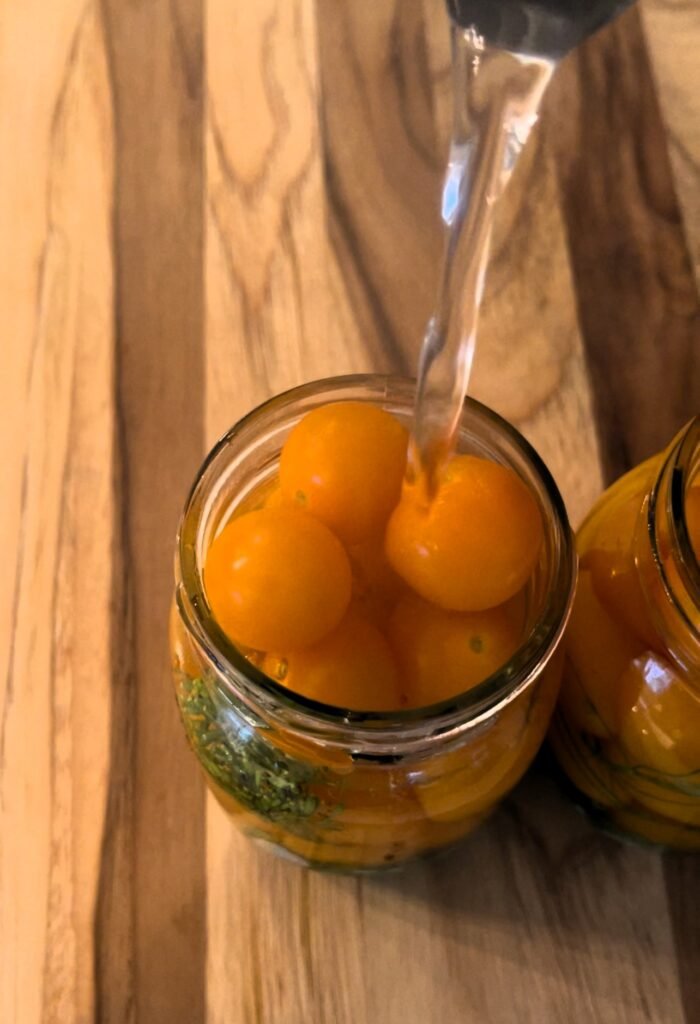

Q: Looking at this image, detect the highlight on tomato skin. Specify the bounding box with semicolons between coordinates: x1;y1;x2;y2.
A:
385;454;544;613
616;652;700;777
203;506;352;653
388;591;522;708
263;607;403;711
279;401;409;545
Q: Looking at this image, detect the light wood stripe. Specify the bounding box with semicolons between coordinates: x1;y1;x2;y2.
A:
1;4;116;1021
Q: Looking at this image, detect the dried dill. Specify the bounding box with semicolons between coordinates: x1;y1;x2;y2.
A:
176;674;341;836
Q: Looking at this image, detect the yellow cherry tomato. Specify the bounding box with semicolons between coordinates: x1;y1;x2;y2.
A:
604;741;700;828
204;507;351;651
385;455;543;611
582;484;642;556
576;455;661;554
279;785;489;866
279;766;425;868
617;653;700;776
609;806;700;851
264;608;402;711
579;485;660;649
585;548;661;651
279;402;408;544
561;571;642;737
348;535;407;628
414;688;531;822
388;591;522;708
262;482;288;510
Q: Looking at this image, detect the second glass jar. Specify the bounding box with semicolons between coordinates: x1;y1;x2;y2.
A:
550;417;700;850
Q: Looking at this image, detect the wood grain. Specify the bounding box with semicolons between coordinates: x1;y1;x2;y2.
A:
545;6;700;482
1;4;115;1021
643;0;700;288
1;0;698;1022
99;1;207;1021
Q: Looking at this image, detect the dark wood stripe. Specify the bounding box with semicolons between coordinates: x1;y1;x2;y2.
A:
316;0;444;374
95;397;136;1024
546;6;700;485
98;2;206;1021
664;853;700;1024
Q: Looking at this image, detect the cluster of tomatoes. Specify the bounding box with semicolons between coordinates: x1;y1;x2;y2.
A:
556;465;700;838
204;402;544;710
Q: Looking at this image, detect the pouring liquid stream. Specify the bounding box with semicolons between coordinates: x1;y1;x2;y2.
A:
410;25;553;499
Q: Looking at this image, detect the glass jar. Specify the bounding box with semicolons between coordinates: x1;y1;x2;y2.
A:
170;375;576;870
550;417;700;850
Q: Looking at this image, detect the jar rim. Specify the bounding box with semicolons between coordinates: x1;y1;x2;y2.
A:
650;416;700;640
176;374;576;751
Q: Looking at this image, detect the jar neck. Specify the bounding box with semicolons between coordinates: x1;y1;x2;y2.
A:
636;417;700;675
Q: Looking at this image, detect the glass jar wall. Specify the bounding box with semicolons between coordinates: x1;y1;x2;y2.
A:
170;375;575;870
550;418;700;850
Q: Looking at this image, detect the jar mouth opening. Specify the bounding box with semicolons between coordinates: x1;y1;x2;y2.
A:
652;417;700;638
177;374;576;748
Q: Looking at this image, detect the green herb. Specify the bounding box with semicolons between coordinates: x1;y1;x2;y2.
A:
176;673;341;837
581;730;700;800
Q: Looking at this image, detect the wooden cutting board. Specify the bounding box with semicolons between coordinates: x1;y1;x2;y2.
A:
1;1;698;1021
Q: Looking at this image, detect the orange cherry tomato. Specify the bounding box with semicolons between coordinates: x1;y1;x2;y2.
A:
579;485;661;650
204;507;351;651
348;536;407;628
617;652;700;776
385;455;543;611
609;806;700;851
264;608;402;711
262;481;288;510
584;547;661;652
604;741;700;829
388;591;522;707
561;570;642;737
279;402;408;545
415;683;536;822
581;480;644;556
